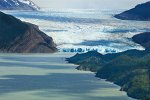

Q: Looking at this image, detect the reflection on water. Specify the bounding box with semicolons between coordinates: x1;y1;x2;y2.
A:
0;53;134;100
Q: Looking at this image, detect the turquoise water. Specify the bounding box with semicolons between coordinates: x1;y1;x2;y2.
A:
0;53;134;100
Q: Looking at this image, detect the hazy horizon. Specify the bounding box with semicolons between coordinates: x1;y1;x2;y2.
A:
32;0;149;9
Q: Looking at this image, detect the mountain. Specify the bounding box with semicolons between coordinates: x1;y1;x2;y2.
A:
67;33;150;100
114;1;150;21
0;0;39;10
0;11;57;53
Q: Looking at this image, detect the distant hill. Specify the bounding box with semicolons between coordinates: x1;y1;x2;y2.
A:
115;2;150;21
0;0;40;10
0;11;57;53
132;32;150;49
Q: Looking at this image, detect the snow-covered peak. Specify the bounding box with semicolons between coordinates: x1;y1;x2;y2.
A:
18;0;40;10
0;0;40;10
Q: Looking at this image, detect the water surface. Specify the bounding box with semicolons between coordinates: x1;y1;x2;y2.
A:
0;53;134;100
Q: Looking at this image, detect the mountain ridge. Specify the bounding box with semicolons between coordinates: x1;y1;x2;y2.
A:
0;0;40;10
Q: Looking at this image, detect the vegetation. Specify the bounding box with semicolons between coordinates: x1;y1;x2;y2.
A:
67;49;150;100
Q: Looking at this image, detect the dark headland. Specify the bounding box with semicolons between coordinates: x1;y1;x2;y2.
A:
114;1;150;21
0;11;57;53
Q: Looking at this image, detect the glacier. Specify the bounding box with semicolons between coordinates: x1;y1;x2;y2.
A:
3;9;150;54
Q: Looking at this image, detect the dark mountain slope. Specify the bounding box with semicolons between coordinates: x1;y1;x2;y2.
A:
115;2;150;21
0;11;57;53
132;32;150;49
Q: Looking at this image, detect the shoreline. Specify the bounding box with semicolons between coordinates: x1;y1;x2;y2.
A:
0;52;133;100
74;65;136;100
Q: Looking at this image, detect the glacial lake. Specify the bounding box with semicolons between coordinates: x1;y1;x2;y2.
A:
0;53;134;100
